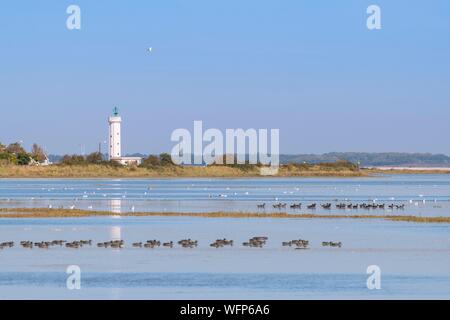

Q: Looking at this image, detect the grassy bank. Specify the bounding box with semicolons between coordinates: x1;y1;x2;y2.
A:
0;163;365;178
0;208;449;224
367;168;450;175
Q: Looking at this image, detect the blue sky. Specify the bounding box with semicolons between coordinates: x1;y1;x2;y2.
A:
0;0;449;155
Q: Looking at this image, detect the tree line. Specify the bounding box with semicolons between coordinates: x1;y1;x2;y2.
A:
0;142;47;165
60;152;174;167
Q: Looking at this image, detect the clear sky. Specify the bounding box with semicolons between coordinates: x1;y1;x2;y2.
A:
0;0;449;155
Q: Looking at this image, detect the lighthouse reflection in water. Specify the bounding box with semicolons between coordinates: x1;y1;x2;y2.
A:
109;199;122;241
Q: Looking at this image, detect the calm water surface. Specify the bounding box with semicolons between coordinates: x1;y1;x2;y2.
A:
0;175;449;299
0;174;449;216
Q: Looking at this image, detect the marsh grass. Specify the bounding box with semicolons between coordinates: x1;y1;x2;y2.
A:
0;163;366;178
0;208;449;223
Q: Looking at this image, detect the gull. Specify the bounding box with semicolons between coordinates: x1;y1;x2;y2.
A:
147;47;152;53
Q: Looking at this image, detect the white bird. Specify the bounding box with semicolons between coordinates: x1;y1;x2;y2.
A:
147;47;152;53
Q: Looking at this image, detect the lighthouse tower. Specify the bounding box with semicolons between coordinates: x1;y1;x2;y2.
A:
108;107;122;161
107;108;143;166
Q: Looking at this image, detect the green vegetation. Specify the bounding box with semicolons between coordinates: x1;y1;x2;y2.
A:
141;153;174;168
0;161;366;178
7;145;444;177
0;142;46;166
281;152;450;167
60;152;118;166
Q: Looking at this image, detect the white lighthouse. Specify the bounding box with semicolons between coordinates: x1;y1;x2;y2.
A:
108;107;142;166
109;107;122;160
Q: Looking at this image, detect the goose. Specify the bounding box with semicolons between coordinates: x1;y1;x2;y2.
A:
307;203;317;209
163;241;174;248
321;203;332;209
290;203;301;209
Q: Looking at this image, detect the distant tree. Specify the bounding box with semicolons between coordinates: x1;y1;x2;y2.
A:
159;153;174;166
61;154;86;165
0;143;5;153
0;152;16;165
86;152;103;164
6;142;26;154
16;153;31;166
142;155;161;167
31;143;46;162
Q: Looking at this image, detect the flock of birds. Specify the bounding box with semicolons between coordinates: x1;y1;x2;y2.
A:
258;202;407;211
0;237;343;251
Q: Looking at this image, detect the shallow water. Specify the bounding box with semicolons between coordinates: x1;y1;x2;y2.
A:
0;175;449;299
0;174;449;216
0;216;449;299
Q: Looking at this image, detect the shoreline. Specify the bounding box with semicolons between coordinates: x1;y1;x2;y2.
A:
0;164;367;179
0;165;449;179
1;208;450;223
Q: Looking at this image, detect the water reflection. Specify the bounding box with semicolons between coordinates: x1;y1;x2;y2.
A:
110;226;122;241
110;199;122;214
